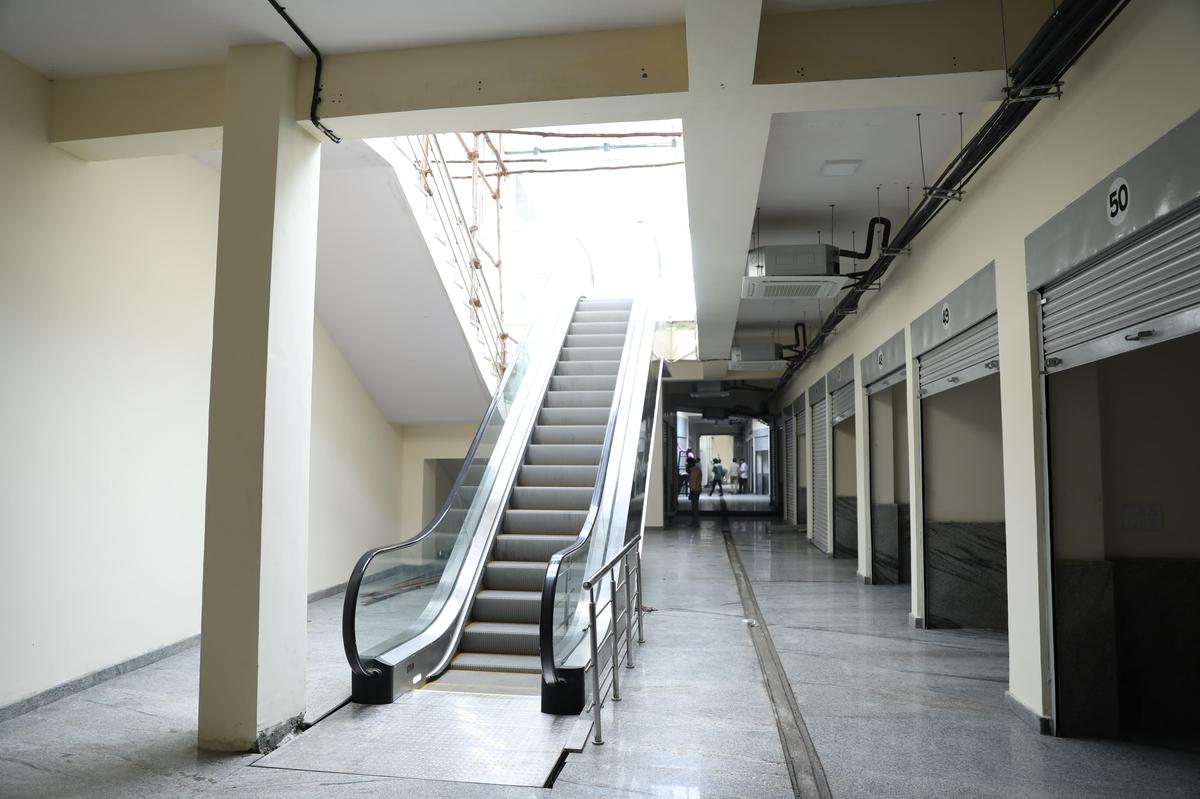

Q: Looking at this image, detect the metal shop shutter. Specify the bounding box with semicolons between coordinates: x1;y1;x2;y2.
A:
830;383;855;424
783;415;796;524
865;366;906;396
1042;201;1200;372
811;398;829;553
918;315;999;397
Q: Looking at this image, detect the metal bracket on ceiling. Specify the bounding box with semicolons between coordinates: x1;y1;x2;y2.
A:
923;187;964;202
1005;81;1064;103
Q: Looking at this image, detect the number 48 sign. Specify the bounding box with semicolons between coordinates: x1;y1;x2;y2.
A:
1107;176;1130;226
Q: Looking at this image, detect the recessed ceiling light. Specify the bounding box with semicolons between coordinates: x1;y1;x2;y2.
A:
820;159;862;177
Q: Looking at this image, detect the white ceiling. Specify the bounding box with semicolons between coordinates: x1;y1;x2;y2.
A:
732;103;989;342
755;104;988;248
1;0;938;79
0;0;681;79
195;141;491;424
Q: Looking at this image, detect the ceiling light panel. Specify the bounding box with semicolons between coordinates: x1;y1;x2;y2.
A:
819;159;862;177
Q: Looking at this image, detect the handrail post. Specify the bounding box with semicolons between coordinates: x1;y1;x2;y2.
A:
609;576;621;702
635;548;645;644
623;557;635;669
587;585;603;745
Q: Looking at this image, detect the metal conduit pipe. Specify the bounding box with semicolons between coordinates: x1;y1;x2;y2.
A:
767;0;1130;405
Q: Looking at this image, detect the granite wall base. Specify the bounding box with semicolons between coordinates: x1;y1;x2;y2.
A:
871;503;911;585
925;520;1007;630
833;496;857;559
1052;560;1120;738
1111;559;1200;737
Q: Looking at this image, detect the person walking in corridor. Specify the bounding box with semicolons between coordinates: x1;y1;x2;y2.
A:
738;458;749;494
687;456;702;525
708;458;725;497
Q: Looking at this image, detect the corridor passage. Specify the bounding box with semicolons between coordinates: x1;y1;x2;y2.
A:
2;522;1199;797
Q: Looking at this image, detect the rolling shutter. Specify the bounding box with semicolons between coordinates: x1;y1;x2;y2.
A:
783;415;796;524
830;383;855;423
811;398;829;553
1041;201;1200;372
918;315;999;397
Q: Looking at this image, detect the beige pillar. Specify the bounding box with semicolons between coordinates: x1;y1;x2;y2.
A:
854;359;872;581
197;43;321;752
904;328;926;625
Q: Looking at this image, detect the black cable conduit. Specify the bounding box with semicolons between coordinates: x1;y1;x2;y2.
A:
267;0;342;144
767;0;1130;405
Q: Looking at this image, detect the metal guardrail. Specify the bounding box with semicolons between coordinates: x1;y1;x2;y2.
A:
581;534;645;745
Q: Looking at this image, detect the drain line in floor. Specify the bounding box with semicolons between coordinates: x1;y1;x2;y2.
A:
722;526;832;799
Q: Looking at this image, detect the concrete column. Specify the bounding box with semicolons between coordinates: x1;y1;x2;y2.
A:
995;274;1054;728
854;359;872;581
197;43;321;752
904;328;926;626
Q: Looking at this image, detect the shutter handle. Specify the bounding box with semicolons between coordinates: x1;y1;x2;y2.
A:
984;359;1000;370
1124;329;1156;342
947;376;960;384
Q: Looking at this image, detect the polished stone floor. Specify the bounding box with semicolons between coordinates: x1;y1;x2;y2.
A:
3;519;1199;797
725;518;1200;798
677;491;774;512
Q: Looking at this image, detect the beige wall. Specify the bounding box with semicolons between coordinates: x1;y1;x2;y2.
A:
833;419;857;498
1097;335;1200;559
0;51;480;710
774;0;1200;713
0;52;219;708
307;321;405;592
1048;363;1106;561
892;384;910;504
397;423;477;538
921;375;1005;522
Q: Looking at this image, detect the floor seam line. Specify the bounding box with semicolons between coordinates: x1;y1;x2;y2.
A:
721;519;833;799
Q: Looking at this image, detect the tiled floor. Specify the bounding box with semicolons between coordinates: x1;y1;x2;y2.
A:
725;518;1200;798
3;519;1199;798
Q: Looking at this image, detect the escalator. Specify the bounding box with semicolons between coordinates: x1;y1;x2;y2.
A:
343;295;660;713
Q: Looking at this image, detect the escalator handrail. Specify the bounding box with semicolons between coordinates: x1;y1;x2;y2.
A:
341;320;544;678
538;299;649;686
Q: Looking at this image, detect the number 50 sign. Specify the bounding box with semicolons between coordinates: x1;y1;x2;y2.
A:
1107;176;1130;226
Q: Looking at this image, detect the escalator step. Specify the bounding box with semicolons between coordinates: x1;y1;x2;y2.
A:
460;621;539;656
559;347;623;362
503;509;587;534
569;321;628;336
517;464;599;487
543;390;613;407
525;444;602;465
472;590;540;623
555;360;619;377
449;653;541;674
495;534;576;561
510;486;593;510
531;425;606;445
549;374;618;392
564;333;626;349
538;406;609;426
572;310;631;324
484;560;547;591
576;299;633;311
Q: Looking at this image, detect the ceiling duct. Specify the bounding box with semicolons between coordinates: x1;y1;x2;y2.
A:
742;243;847;300
729;343;787;371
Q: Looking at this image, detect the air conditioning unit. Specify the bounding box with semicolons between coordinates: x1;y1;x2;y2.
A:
729;344;787;371
742;243;846;300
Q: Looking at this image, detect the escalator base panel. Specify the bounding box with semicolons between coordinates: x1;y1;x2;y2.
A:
254;691;576;788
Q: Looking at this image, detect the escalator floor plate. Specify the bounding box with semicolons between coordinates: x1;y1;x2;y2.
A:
423;668;541;697
253;691;575;788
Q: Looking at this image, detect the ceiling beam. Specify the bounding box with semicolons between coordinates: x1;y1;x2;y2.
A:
755;0;1046;84
681;1;770;363
48;2;1023;160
